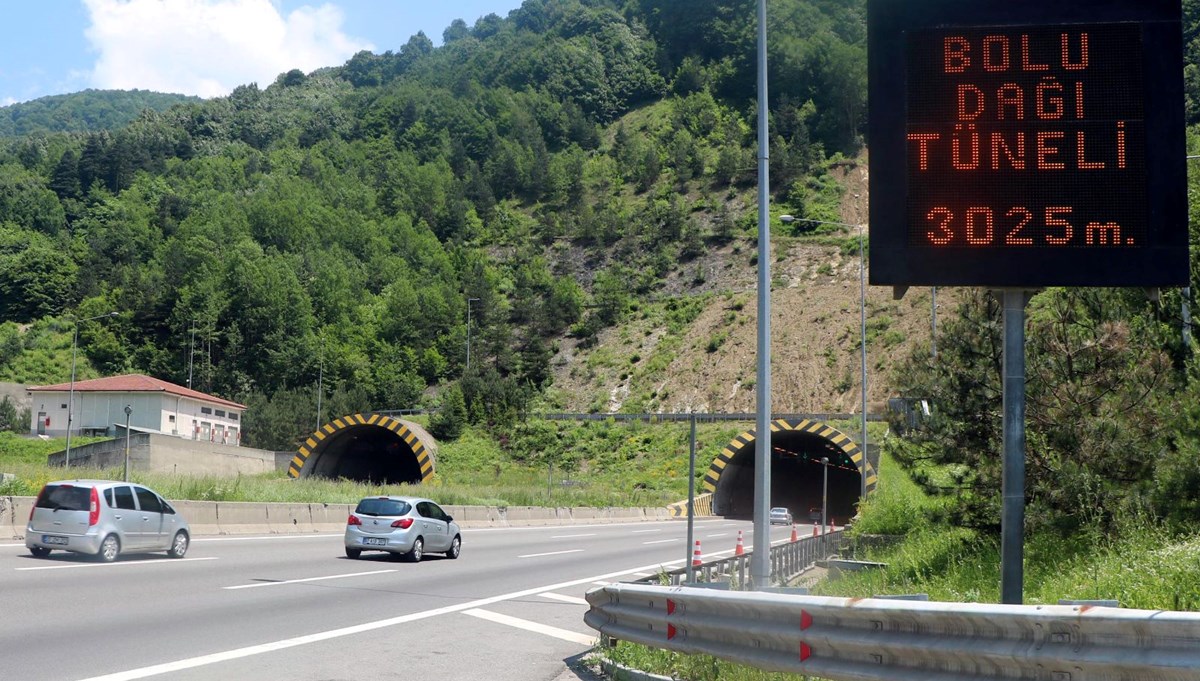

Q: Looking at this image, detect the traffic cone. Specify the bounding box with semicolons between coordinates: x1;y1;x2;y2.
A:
734;530;745;556
790;524;798;542
691;539;703;567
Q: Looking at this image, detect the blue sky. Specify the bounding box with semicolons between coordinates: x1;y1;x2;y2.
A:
0;0;525;106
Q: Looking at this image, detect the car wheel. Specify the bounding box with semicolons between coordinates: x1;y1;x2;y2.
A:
97;534;120;563
29;546;51;558
446;535;461;559
345;547;362;559
167;531;189;558
404;537;423;563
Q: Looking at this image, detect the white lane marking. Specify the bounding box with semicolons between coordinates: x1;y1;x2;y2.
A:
223;569;396;590
591;581;611;586
76;558;686;681
706;533;729;538
631;529;661;534
517;549;584;559
551;533;596;539
463;608;597;646
538;592;588;605
633;572;653;577
16;557;218;571
641;539;677;545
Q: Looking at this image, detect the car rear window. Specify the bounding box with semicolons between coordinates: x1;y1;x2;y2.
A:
35;485;91;511
355;499;411;517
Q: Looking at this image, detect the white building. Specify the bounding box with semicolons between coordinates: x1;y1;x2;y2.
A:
28;373;246;446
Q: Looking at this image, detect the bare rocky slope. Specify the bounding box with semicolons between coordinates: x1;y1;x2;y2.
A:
545;161;959;415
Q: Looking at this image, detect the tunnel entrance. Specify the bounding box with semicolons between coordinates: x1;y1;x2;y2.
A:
289;414;436;484
704;419;876;525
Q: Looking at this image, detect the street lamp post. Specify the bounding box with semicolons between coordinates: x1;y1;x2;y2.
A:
187;319;197;390
65;311;117;468
123;404;132;482
466;297;480;372
820;456;830;553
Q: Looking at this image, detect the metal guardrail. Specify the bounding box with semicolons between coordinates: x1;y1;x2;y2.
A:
636;531;844;587
585;584;1200;680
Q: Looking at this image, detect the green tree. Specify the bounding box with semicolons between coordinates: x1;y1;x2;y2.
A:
430;383;467;440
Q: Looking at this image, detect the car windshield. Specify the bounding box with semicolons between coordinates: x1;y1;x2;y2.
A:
771;508;787;514
355;498;411;517
35;485;91;511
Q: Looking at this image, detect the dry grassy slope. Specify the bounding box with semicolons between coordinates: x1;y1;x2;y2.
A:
547;161;961;414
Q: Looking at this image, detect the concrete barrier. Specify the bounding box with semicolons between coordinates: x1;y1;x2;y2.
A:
5;496;675;537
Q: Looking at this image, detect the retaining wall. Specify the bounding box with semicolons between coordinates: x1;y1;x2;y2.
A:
2;495;675;539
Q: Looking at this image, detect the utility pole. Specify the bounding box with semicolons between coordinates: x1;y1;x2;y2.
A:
466;297;480;373
750;0;772;590
187;319;196;390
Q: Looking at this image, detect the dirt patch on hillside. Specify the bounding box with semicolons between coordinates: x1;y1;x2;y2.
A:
547;157;962;414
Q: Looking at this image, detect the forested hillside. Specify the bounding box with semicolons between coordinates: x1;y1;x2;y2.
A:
0;0;869;449
1;0;1200;536
0;90;199;137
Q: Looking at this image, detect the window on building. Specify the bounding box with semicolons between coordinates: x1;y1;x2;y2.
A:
60;403;67;409
216;409;225;417
201;407;212;415
229;413;239;421
168;415;176;423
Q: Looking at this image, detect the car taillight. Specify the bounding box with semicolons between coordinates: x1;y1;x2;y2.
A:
391;518;414;529
347;514;362;526
89;487;100;527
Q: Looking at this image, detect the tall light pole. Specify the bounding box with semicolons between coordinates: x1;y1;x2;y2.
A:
466;298;480;372
187;319;197;390
123;404;132;481
858;223;868;502
65;311;117;468
820;456;830;553
316;336;324;431
750;0;772;590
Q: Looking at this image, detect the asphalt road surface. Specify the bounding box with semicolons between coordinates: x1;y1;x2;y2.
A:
1;518;806;681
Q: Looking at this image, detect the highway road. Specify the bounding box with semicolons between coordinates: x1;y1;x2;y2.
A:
1;518;807;681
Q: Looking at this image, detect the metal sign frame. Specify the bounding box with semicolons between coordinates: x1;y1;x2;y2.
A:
868;0;1186;287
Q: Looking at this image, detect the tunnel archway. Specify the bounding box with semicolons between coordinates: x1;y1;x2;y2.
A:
289;414;437;484
703;419;877;524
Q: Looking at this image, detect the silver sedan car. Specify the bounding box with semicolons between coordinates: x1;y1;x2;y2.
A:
344;495;461;562
25;480;190;562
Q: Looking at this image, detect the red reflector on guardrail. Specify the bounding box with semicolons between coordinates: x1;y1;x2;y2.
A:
800;642;811;661
667;599;675;615
668;624;677;640
801;610;812;630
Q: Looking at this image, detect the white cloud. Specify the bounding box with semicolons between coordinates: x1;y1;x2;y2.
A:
83;0;372;98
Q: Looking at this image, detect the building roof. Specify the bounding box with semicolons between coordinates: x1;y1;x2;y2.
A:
27;373;246;410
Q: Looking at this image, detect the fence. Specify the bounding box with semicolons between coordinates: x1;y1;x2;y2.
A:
636;531;844;588
585;584;1200;680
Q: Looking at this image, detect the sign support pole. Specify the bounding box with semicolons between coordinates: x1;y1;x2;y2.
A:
1000;289;1031;605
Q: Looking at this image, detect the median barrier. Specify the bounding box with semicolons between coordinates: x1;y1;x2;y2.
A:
212;501;274;535
175;500;221;535
4;496;678;536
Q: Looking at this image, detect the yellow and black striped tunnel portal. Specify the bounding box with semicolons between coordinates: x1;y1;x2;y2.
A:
703;418;877;523
289;414;436;484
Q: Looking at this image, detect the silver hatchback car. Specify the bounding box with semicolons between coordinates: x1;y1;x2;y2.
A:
26;480;190;562
344;495;461;562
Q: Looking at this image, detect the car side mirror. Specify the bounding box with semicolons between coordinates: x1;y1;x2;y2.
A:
444;515;453;523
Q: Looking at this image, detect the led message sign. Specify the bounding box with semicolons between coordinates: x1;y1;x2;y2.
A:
868;0;1186;287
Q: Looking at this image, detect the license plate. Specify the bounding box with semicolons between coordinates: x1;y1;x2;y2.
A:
362;537;387;546
42;535;68;545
